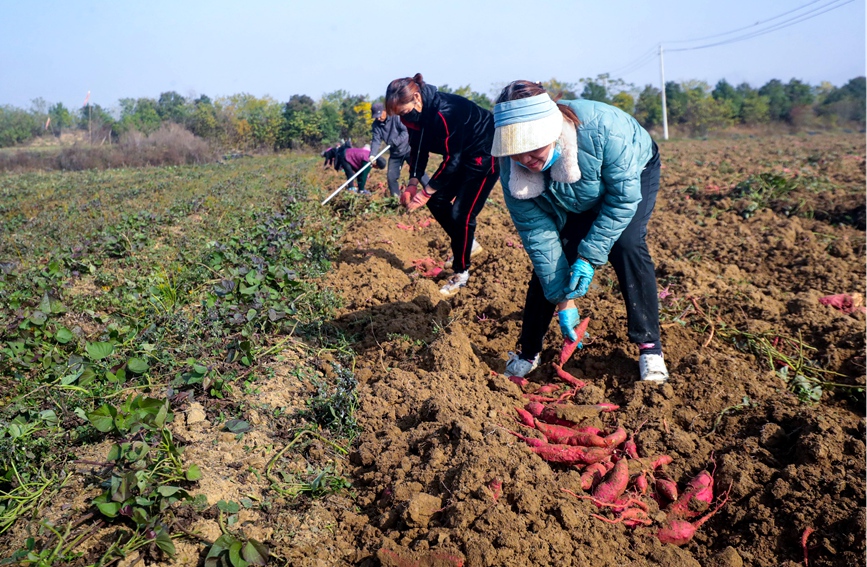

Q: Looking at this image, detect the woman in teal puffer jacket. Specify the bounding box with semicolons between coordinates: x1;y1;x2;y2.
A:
492;80;669;383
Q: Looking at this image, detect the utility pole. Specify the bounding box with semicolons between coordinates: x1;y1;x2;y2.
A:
659;44;669;140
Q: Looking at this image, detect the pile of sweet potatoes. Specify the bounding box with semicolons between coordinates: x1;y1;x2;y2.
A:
504;318;729;546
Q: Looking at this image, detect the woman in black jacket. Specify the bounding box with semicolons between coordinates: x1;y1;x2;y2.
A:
385;73;499;296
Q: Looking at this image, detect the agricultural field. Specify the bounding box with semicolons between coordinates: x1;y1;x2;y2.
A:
0;133;864;567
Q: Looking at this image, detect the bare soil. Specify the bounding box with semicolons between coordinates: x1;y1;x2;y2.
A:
312;133;865;567
7;134;864;567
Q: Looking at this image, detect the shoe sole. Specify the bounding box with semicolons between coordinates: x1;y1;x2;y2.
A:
439;285;465;296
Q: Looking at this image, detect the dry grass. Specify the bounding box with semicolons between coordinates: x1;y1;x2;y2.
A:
0;124;215;172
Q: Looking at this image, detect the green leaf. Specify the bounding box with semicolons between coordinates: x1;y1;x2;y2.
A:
55;327;74;344
217;500;241;514
154;402;168;428
157;485;182;497
79;368;96;386
225;419;251;434
127;357;149;374
186;464;202;481
87;405;116;433
155;528;176;556
229;542;246;567
29;311;48;326
50;298;67;314
241;540;269;566
39;409;57;424
131;507;149;525
38;293;52;314
95;501;122;517
107;443;123;462
86;341;114;361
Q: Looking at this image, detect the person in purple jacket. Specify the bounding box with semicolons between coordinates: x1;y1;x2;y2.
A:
338;145;385;194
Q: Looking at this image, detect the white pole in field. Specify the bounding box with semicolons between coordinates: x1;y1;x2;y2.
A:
659;44;669;141
321;145;390;205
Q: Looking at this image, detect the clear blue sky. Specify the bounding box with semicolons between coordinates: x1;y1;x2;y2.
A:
1;0;864;111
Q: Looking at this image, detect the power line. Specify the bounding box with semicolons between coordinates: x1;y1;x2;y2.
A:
608;46;659;76
610;49;660;77
664;0;827;44
668;0;855;52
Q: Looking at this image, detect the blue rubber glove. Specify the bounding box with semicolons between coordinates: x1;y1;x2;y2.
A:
565;258;595;300
557;307;580;342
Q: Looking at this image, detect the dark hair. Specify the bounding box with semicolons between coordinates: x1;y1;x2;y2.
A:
385;73;425;115
495;80;580;126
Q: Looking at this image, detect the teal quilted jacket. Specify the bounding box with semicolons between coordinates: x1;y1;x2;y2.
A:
500;99;653;303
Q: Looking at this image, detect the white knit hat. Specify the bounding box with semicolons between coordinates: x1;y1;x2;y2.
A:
491;93;563;157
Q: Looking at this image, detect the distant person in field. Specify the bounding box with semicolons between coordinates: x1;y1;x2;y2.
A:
338;144;384;195
492;80;668;383
385;73;498;296
321;146;338;168
369;102;429;198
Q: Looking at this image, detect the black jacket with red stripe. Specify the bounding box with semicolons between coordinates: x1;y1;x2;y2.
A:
401;83;496;191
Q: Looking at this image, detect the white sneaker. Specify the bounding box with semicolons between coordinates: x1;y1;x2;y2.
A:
506;352;540;377
444;240;483;270
439;271;469;296
639;353;669;383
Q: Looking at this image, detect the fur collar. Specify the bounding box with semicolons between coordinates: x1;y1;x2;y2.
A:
507;118;581;200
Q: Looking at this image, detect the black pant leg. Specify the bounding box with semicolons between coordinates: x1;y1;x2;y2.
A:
387;155;403;196
447;159;499;273
518;210;596;358
426;187;459;240
425;158;498;271
339;157;355;186
608;145;661;345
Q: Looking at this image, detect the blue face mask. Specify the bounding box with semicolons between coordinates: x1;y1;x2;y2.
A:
517;143;561;171
540;142;561;171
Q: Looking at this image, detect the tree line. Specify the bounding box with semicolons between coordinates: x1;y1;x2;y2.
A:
0;76;863;150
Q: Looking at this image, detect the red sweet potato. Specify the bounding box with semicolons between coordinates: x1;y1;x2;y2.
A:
524;394;562;403
668;470;714;519
657;489;730;546
603;426;628;448
508;430;611;464
536;407;583;428
633;472;648;495
581;462;609;491
552;363;587;388
591;507;652;527
655;478;679;502
535;383;561;394
488;478;502;503
532;419;583;445
508;375;529;390
514;408;535;428
621;508;653;528
535;419;608;447
656;518;700;545
623;435;639;459
533;444;612;465
560;317;591;365
593;457;629;504
507;430;546;447
524;401;545;417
